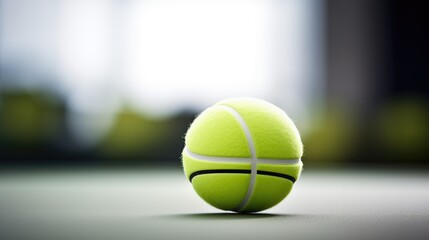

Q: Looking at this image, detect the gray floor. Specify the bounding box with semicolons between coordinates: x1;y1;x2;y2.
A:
1;169;428;240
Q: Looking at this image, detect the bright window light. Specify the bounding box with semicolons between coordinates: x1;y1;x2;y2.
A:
120;0;272;115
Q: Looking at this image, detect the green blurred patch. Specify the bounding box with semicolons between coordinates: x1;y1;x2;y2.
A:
0;91;61;148
302;106;358;167
374;98;429;161
98;107;172;161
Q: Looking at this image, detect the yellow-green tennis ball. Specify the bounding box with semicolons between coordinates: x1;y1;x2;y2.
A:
182;98;303;213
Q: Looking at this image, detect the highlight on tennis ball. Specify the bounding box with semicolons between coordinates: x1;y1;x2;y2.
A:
182;97;303;213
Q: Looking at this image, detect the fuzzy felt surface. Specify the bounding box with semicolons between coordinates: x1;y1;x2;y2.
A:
185;106;250;157
192;174;250;211
183;97;303;212
257;162;303;181
182;149;251;181
183;150;301;212
240;175;294;212
216;98;303;159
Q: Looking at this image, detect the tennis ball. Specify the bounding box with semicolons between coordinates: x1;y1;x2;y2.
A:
182;98;303;213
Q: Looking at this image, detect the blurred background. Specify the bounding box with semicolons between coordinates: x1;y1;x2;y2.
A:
0;0;428;170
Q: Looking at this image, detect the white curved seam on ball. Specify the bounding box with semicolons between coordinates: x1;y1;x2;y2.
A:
258;158;301;165
184;147;301;165
184;147;250;163
216;105;257;212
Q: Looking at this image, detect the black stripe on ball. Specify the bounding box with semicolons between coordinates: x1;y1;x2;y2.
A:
189;169;296;183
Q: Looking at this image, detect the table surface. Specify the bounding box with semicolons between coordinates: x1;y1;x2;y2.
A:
1;169;429;240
